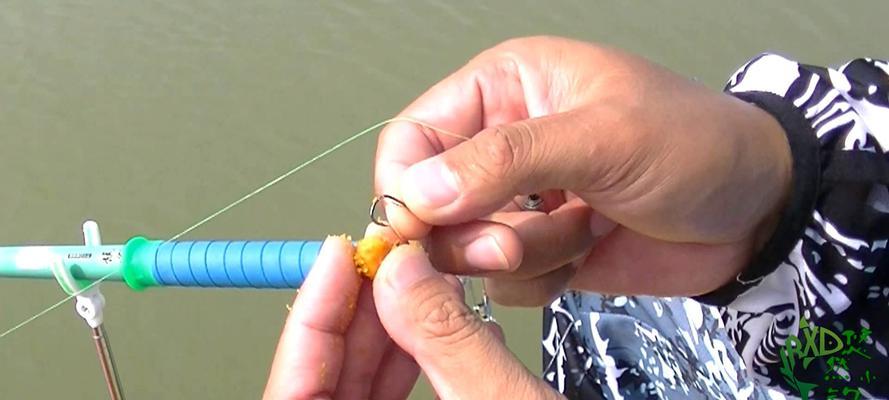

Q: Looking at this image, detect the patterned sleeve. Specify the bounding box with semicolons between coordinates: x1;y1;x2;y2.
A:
693;54;889;398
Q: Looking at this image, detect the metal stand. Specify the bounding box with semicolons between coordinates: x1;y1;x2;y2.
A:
51;221;125;400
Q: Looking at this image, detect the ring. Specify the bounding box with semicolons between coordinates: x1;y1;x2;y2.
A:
521;194;543;211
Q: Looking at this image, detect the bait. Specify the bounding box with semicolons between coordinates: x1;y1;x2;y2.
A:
353;235;394;279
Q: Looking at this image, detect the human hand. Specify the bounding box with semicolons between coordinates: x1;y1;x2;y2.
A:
264;235;417;399
264;233;562;399
375;36;792;304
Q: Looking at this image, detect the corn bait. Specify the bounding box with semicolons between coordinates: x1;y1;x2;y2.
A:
353;235;394;279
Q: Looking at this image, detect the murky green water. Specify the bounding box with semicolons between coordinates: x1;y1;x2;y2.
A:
0;1;886;398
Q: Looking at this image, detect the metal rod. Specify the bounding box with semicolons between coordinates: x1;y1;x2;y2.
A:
101;325;126;400
91;325;124;400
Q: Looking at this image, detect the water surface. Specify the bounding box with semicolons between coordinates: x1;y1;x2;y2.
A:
1;1;886;398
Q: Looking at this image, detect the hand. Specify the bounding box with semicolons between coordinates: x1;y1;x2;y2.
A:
264;233;562;399
375;36;792;304
264;235;416;399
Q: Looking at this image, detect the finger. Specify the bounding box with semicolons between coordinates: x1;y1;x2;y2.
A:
372;244;560;399
382;199;429;240
358;226;456;400
571;226;750;296
370;345;421;400
264;236;359;400
427;198;595;279
374;51;531;239
364;222;401;244
492;200;593;280
333;281;390;400
399;110;605;225
425;220;523;274
485;265;576;307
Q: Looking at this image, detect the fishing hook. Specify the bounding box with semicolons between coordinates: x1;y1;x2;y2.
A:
369;195;409;243
368;195;408;227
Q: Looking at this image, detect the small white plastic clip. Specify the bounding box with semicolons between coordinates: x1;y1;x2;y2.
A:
75;289;106;329
50;221;107;328
76;221;106;328
53;221;124;399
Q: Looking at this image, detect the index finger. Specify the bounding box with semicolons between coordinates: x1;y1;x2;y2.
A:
374;52;531;238
263;235;360;399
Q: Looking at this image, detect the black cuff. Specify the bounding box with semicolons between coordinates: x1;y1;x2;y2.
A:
694;91;821;306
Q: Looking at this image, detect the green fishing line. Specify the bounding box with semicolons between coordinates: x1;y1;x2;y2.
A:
0;116;463;340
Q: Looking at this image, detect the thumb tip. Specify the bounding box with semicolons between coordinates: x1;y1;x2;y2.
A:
378;242;438;292
400;158;460;212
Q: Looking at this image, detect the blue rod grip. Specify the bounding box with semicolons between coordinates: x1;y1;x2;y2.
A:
151;240;322;289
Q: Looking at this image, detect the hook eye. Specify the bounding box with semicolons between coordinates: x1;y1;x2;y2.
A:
369;195;408;227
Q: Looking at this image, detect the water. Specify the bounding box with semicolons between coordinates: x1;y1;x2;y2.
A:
0;1;886;398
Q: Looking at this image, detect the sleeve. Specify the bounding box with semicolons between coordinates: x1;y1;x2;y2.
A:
692;54;889;396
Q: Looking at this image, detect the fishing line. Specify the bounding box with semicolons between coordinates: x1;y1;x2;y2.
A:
0;278;107;338
165;117;463;243
0;116;466;340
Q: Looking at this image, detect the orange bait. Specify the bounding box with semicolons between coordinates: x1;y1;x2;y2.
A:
353;235;394;279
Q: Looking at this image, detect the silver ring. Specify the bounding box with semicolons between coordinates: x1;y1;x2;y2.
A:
521;194;543;211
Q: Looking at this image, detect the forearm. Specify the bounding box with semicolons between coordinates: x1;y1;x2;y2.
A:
696;53;889;397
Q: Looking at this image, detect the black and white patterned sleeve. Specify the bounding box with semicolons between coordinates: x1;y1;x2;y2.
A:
693;54;889;398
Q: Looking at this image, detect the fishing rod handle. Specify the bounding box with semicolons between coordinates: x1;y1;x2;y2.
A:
150;240;321;289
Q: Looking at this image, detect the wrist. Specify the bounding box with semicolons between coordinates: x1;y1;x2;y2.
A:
695;91;820;304
743;101;794;252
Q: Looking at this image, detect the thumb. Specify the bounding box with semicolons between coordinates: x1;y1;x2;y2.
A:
373;244;560;400
399;111;596;224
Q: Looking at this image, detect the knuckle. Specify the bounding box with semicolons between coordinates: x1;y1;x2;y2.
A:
467;124;534;186
411;283;482;346
483;126;521;170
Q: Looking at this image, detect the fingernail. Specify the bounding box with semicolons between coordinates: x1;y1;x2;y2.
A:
464;235;510;271
404;159;459;208
385;245;438;291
